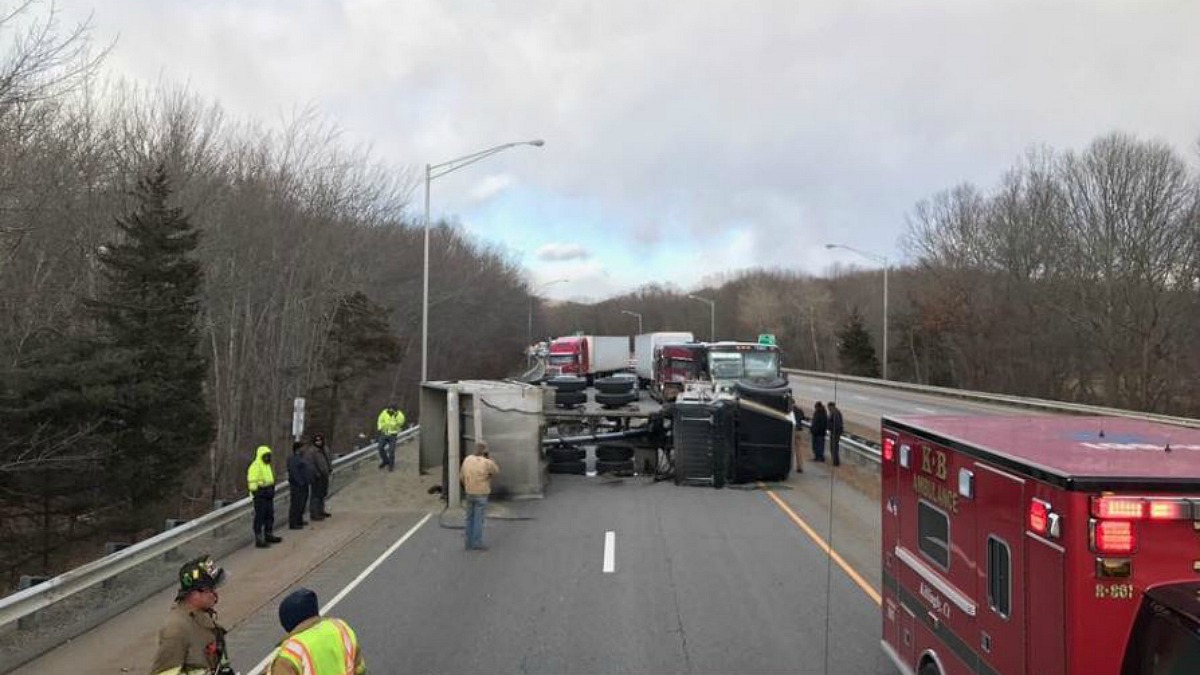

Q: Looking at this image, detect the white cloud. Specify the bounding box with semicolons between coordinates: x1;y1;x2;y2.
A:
467;173;515;204
61;0;1200;298
535;243;590;262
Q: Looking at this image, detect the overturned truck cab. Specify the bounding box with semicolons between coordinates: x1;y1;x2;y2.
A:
670;341;795;486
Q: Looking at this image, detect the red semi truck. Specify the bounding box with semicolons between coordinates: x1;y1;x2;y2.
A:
880;414;1200;675
650;342;704;401
544;335;629;381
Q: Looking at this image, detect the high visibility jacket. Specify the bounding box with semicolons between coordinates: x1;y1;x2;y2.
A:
376;409;405;435
247;446;276;494
271;617;366;675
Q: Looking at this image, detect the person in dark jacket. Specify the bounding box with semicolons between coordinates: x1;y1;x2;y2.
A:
810;401;828;462
827;401;844;467
305;433;333;520
287;440;310;530
792;402;807;474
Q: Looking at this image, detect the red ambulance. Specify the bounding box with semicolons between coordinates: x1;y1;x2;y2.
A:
880;414;1200;675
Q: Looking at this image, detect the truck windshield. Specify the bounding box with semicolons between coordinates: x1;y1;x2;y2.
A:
547;354;576;366
709;351;744;379
1122;596;1200;675
708;350;779;380
667;358;700;378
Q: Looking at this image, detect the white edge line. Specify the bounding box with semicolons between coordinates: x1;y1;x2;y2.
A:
245;512;433;675
603;531;615;574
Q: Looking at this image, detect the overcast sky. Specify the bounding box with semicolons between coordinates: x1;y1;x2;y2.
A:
59;0;1200;301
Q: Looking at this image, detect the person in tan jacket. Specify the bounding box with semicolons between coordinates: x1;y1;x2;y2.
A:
461;441;500;551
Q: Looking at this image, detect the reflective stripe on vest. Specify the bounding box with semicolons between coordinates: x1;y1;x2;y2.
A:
278;618;358;674
280;639;316;674
330;618;356;673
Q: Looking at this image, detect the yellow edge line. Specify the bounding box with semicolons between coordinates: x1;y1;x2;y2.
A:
762;485;883;606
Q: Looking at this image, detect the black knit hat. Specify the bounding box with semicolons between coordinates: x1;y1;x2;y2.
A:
279;587;320;633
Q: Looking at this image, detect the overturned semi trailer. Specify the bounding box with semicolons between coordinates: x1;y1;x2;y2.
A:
419;380;548;504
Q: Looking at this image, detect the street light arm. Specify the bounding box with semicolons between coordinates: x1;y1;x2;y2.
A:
825;243;887;265
429;140;545;180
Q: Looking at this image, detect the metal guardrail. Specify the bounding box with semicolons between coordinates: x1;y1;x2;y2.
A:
784;368;1200;429
795;417;881;466
0;426;419;672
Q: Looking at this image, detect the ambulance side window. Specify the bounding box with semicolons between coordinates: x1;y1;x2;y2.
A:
987;536;1011;618
918;500;950;570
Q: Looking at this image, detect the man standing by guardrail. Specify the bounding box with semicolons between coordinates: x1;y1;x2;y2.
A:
248;445;283;548
828;401;844;467
148;555;235;675
376;404;405;472
307;433;332;520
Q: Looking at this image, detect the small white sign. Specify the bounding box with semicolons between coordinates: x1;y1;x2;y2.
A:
292;397;306;439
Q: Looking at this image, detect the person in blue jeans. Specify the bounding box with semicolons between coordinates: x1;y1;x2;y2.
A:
810;401;829;462
460;441;500;551
376;404;405;471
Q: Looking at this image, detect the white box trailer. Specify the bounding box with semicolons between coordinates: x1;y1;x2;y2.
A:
587;335;631;378
634;331;695;384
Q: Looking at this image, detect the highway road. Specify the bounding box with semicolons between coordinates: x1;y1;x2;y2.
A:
788;372;1042;439
320;472;894;675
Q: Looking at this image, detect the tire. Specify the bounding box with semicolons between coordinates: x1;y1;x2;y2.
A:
547;376;586;393
918;662;941;675
595;459;635;475
548;447;586;462
595;445;635;461
595;377;635;394
595;391;637;407
548;460;586;475
555;390;587;407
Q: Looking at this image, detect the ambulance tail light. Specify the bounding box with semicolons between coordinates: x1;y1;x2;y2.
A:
883;437;896;462
1029;499;1050;535
1091;520;1137;554
1090;496;1194;521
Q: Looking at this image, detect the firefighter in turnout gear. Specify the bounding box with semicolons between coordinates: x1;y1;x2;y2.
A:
148;555;235;675
270;588;366;675
248;445;282;547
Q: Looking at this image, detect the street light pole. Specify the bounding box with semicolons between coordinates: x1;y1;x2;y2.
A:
620;309;643;334
421;139;545;383
825;243;890;380
687;295;715;341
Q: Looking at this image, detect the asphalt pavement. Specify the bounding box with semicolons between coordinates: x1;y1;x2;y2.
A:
312;471;897;675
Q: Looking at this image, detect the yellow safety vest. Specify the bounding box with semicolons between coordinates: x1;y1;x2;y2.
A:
274;617;364;675
376;410;405;435
247;445;275;494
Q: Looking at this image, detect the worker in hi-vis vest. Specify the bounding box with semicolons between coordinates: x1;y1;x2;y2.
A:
375;404;405;472
270;588;366;675
247;445;282;548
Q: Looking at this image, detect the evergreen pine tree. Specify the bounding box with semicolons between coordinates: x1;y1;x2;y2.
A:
87;164;213;509
837;308;881;377
307;291;402;442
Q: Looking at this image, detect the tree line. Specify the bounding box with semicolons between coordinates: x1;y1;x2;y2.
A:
0;3;530;588
540;134;1200;416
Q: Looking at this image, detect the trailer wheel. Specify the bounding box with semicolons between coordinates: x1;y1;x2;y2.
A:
548;460;586;475
595;391;637;407
547;376;586;393
595;459;635;475
918;661;941;675
554;390;587;407
548;447;586;462
595;445;635;461
595;377;635;394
